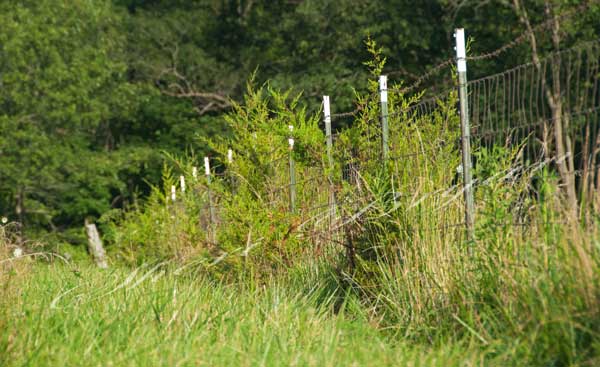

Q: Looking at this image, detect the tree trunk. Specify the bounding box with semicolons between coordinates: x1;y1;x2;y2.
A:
546;2;578;220
551;95;579;220
515;0;579;220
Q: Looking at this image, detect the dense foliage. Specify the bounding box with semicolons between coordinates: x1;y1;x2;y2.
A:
2;0;598;244
2;1;600;365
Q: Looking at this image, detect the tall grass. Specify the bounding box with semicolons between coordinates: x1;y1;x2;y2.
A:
1;223;32;298
93;50;600;364
1;263;496;367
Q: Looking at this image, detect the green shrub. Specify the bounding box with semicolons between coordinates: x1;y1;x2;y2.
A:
105;84;331;280
104;43;600;365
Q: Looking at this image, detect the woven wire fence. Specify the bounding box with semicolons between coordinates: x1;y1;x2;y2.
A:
169;34;600;259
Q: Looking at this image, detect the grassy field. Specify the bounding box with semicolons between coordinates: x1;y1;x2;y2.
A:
3;252;600;367
0;261;528;367
2;91;600;365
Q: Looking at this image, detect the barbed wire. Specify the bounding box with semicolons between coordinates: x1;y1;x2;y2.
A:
157;3;599;250
335;1;592;121
394;2;590;94
467;1;590;62
391;59;455;96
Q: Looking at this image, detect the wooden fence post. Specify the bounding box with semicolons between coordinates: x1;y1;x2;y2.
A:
84;219;108;269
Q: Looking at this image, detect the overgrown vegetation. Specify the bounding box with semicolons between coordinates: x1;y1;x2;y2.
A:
0;263;503;366
2;1;600;365
2;0;599;244
2;221;599;366
88;47;600;365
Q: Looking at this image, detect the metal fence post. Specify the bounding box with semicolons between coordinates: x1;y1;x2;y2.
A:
170;185;177;203
227;149;233;165
204;156;217;242
455;28;476;242
323;96;336;230
288;125;296;213
179;175;186;194
380;75;390;161
227;148;237;191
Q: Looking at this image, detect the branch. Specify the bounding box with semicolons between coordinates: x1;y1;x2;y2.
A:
156;66;232;116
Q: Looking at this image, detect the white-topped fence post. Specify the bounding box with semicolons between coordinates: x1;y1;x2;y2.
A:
288;125;296;214
180;175;186;193
379;75;390;161
227;149;233;165
226;148;237;191
455;28;475;244
323;96;336;231
170;185;177;202
204;156;217;242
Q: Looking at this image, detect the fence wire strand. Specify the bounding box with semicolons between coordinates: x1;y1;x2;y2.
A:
164;17;600;258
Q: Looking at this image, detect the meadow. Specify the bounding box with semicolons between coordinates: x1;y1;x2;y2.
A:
0;261;571;367
2;215;600;367
3;45;600;367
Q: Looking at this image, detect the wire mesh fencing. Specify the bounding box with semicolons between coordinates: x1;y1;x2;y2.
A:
164;30;600;261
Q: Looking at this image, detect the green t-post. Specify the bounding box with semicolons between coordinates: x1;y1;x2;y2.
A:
288;126;297;214
380;75;390;161
455;28;476;244
323;96;336;231
205;156;217;243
